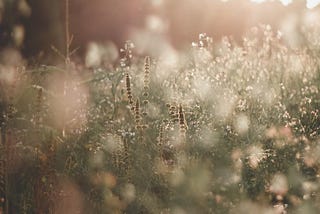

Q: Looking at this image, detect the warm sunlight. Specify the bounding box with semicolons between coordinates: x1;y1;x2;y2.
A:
251;0;320;8
306;0;320;8
279;0;293;6
1;0;320;213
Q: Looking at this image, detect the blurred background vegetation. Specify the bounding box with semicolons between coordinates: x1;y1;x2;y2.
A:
0;0;319;213
0;0;318;60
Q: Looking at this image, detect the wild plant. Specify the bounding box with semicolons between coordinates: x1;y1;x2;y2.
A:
0;18;319;213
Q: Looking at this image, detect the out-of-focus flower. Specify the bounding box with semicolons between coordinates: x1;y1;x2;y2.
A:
13;25;25;47
269;173;288;196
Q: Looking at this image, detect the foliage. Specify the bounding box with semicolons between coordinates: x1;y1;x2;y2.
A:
0;25;319;213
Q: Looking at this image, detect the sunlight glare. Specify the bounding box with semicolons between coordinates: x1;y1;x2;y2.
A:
250;0;320;8
307;0;320;8
251;0;292;5
250;0;265;3
279;0;292;6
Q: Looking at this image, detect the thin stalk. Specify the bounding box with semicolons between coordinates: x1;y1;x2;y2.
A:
4;129;9;214
65;0;70;63
63;0;70;137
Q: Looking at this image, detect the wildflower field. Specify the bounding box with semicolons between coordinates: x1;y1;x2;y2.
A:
0;0;320;213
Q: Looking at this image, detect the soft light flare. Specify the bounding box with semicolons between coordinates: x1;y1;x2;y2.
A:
307;0;320;8
250;0;320;8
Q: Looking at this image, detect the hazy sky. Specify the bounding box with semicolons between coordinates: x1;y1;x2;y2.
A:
21;0;320;59
250;0;320;8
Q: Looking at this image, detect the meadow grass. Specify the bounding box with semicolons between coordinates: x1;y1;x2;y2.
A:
0;16;319;214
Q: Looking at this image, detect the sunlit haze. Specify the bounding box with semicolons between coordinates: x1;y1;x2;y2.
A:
1;1;320;213
250;0;320;8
